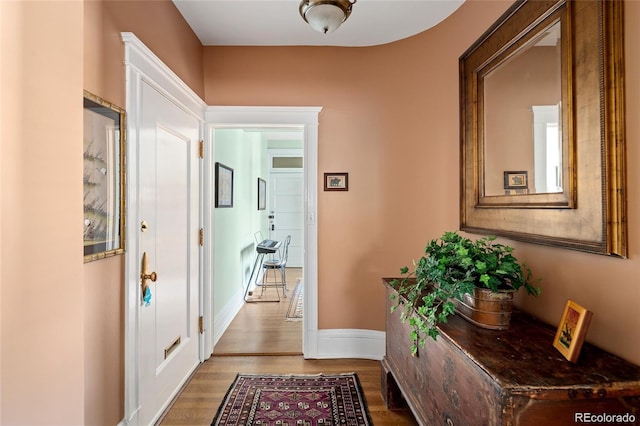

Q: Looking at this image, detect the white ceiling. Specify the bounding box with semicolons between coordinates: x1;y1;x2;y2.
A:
172;0;465;47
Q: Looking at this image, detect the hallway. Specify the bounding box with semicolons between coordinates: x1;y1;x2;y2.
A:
158;268;417;425
213;268;304;355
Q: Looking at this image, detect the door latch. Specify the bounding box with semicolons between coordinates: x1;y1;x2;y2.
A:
141;252;157;305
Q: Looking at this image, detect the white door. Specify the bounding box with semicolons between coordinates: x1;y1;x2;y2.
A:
269;172;304;268
138;82;201;424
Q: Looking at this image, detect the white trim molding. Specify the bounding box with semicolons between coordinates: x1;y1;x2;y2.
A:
212;288;245;348
207;106;321;126
316;330;386;360
121;33;206;117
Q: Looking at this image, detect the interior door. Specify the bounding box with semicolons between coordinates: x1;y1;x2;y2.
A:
269;172;304;268
138;82;201;424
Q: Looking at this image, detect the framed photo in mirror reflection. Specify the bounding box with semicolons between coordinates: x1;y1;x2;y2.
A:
504;171;528;195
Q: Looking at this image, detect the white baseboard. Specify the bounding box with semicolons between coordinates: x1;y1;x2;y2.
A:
314;329;386;360
213;289;245;348
214;292;386;360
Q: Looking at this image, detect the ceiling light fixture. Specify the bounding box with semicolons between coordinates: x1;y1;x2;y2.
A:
299;0;357;34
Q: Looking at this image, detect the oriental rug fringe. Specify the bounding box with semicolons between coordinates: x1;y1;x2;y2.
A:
285;280;303;321
211;373;372;426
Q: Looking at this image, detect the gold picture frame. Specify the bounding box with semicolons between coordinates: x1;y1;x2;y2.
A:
83;90;126;262
553;299;593;363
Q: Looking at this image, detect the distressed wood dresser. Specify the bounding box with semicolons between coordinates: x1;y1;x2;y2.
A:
382;279;640;425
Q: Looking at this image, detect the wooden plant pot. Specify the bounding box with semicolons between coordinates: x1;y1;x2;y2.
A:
454;287;514;330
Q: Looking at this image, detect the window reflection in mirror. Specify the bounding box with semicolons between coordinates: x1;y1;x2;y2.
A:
532;104;561;193
483;20;562;196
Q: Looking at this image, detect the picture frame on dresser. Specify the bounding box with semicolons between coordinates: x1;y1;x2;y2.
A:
553;299;593;362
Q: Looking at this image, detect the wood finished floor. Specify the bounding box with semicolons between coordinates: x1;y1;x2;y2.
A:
213;268;304;355
159;268;417;425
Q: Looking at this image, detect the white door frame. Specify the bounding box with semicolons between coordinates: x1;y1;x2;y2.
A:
121;33;207;425
204;106;321;359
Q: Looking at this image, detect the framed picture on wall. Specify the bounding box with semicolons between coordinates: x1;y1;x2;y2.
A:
215;162;234;208
83;90;126;262
258;178;266;210
553;300;593;362
324;172;349;191
503;171;528;189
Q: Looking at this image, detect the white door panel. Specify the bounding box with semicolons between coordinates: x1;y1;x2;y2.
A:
277;212;304;228
275;178;304;193
139;82;200;425
274;195;304;212
269;171;303;268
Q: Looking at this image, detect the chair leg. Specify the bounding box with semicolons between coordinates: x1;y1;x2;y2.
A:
260;267;281;301
279;267;287;297
274;268;281;301
260;268;270;297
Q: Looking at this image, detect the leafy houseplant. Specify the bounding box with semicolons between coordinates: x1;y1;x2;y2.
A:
390;231;541;354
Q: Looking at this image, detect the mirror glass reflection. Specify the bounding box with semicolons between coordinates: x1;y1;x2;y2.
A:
483;20;562;196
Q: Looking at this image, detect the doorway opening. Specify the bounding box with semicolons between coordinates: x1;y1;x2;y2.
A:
211;129;304;355
202;105;322;360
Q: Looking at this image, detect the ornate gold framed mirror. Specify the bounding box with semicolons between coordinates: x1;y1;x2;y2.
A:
460;0;627;257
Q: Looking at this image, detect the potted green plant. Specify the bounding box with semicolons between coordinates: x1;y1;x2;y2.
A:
390;231;541;354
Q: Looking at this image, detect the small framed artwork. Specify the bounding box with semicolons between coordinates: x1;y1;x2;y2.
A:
215;162;234;208
324;172;349;191
553;300;593;363
504;171;528;190
83;90;126;262
257;178;266;210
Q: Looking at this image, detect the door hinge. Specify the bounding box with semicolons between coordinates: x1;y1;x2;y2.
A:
199;316;204;334
199;140;204;159
199;228;204;246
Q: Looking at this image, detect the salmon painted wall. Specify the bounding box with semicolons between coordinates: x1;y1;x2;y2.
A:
1;1;85;424
3;2;633;425
83;0;202;424
204;0;640;365
84;0;204;107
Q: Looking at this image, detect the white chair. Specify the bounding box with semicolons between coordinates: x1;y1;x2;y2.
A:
260;235;291;300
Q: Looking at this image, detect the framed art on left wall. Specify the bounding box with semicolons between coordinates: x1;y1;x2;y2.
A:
215;162;234;208
258;177;266;210
83;90;126;262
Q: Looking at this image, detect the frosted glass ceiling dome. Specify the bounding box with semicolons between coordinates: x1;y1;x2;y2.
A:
299;0;356;34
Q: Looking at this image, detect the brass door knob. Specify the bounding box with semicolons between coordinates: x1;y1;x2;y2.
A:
142;271;157;282
141;252;158;304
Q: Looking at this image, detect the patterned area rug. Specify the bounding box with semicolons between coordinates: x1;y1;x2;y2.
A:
285;280;303;321
211;373;372;426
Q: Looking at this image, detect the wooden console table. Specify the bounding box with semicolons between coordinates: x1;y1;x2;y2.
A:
381;279;640;425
